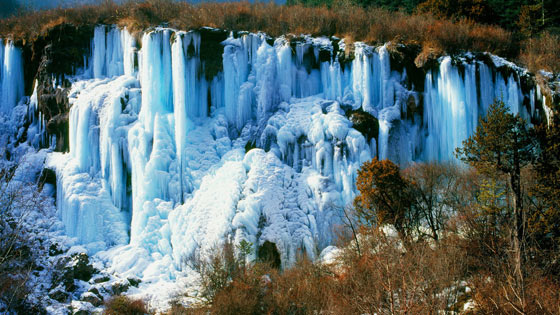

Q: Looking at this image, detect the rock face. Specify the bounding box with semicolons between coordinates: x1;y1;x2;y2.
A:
348;109;379;140
23;23;94;151
52;253;96;292
80;292;102;307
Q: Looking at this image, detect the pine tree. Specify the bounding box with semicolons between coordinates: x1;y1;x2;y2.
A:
456;99;533;284
531;104;560;263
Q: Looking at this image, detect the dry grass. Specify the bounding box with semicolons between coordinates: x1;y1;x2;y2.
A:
203;231;469;314
0;0;516;62
104;295;150;315
520;32;560;74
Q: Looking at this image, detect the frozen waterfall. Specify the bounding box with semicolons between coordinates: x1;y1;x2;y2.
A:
0;40;24;115
15;26;541;281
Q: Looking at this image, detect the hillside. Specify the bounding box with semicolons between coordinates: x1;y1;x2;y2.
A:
0;1;559;314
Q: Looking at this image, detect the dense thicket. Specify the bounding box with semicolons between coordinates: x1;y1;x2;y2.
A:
288;0;560;34
0;0;559;74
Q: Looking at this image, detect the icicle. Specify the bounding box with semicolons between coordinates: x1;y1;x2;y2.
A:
139;30;173;134
0;41;24;114
122;27;137;76
92;25;107;78
172;32;189;202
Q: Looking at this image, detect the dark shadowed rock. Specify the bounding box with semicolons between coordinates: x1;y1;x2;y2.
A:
48;287;69;302
258;241;281;269
80;292;103;307
111;281;130;295
348;109;379;140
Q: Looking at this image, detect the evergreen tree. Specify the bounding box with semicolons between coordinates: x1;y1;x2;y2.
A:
456;99;533;281
531;104;560;266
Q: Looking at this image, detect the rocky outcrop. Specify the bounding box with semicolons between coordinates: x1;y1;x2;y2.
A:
22;23;94;152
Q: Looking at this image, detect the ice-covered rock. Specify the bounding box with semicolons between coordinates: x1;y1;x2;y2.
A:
0;25;547;309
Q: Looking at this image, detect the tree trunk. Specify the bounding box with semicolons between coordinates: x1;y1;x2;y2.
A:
510;134;526;312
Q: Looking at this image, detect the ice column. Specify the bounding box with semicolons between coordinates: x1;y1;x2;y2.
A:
423;57;491;161
222;34;258;129
171;31;205;200
91;25;136;78
139;29;173;133
129;29;178;245
0;41;24;114
351;43;393;113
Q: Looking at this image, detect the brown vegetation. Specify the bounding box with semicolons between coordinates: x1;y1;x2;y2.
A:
187;99;560;314
1;1;558;74
520;32;560;74
1;0;517;65
104;295;149;315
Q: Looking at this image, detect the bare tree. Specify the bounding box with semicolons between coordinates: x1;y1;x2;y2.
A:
0;163;48;312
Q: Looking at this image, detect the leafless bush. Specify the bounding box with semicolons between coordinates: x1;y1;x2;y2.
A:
104;295;150;315
0;1;516;61
469;261;560;314
333;229;468;314
0;163;48;312
183;240;250;304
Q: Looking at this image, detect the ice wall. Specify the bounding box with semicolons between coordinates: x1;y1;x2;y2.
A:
90;25;136;78
43;27;543;276
423;57;527;161
0;40;24;115
45;27;139;250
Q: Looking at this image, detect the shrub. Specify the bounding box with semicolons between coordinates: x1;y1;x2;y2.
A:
0;1;516;62
104;295;149;315
184;240;252;304
333;230;468;314
469;266;560;314
0;163;49;313
520;32;560;74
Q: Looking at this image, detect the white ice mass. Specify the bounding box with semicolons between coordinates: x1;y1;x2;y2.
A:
0;25;545;306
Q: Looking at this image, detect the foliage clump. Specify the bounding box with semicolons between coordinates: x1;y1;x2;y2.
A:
0;0;519;67
104;295;150;315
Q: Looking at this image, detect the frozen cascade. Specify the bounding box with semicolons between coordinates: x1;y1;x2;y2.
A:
0;40;24;115
351;43;393;113
90;25;137;78
30;27;544;296
45;26;138;250
423;56;526;161
50;76;139;251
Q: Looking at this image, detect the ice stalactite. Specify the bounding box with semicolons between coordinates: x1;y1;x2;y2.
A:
171;33;189;203
423;57;528;161
0;40;24;115
90;25;136;79
39;27;545;280
138;29;173;133
222;33;263;130
25;82;49;148
51;76;139;251
351;43;393;114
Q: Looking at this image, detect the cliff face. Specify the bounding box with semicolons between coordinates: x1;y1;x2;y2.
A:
0;24;553;306
31;24;94;152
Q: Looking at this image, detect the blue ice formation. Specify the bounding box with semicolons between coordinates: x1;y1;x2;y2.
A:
0;26;546;278
0;40;24;115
